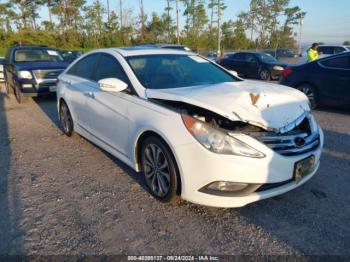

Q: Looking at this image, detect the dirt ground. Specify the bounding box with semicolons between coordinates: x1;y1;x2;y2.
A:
0;85;350;256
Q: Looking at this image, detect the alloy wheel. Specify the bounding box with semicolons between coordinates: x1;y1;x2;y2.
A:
260;69;270;81
298;85;317;109
143;143;171;198
60;102;73;135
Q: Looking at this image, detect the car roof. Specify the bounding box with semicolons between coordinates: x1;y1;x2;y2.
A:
12;45;54;50
319;45;348;48
110;47;194;57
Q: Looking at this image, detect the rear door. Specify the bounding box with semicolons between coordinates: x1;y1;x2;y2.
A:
318;54;350;102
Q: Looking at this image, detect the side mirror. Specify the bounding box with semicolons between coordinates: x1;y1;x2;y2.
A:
229;70;239;77
98;78;128;93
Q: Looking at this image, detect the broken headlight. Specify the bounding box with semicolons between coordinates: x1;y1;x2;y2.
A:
182;114;265;158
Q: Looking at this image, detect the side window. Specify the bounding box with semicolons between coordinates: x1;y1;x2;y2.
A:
94;54;129;83
334;47;346;54
319;46;331;54
245;54;257;63
67;54;99;80
233;53;244;61
321;56;350;69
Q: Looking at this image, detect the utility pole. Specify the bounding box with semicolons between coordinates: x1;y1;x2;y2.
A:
176;0;180;44
140;0;145;40
217;0;221;57
106;0;110;21
119;0;123;44
298;12;305;56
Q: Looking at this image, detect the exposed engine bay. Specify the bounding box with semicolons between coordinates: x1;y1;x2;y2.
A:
152;99;320;156
152;99;312;135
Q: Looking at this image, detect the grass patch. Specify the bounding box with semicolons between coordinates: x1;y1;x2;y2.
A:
0;48;7;57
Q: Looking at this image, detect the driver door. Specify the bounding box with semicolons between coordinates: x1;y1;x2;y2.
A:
83;53;131;156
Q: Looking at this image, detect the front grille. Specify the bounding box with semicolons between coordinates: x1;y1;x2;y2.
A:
252;115;320;156
38;82;56;88
33;69;63;80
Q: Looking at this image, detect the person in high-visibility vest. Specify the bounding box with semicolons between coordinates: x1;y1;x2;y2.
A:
307;43;320;62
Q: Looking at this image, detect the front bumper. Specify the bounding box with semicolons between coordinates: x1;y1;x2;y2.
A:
16;79;57;96
174;128;324;208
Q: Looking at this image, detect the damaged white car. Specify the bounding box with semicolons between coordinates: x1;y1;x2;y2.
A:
57;48;323;208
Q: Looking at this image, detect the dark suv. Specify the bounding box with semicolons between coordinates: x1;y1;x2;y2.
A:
4;45;68;103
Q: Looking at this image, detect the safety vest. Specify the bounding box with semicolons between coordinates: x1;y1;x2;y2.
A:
307;48;319;62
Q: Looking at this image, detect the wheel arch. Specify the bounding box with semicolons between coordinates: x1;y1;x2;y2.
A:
294;81;320;98
134;130;182;195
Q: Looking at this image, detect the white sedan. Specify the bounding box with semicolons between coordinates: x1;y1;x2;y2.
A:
56;48;323;208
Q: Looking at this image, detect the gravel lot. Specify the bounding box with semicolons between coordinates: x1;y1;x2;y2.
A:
0;85;349;256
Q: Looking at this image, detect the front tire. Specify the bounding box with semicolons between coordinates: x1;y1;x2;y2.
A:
59;100;74;136
296;84;318;109
141;136;180;202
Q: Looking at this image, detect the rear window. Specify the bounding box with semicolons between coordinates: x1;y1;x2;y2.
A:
14;49;63;62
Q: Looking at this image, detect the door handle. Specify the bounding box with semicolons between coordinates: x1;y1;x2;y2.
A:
83;91;95;99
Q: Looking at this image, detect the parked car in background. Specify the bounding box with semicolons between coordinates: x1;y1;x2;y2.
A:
57;47;323;208
3;45;69;103
219;51;287;80
264;48;296;59
0;57;4;82
318;45;350;55
280;52;350;109
301;45;350;63
58;50;82;63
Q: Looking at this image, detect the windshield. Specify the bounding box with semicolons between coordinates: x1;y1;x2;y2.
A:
258;53;278;63
127;55;237;89
14;49;64;62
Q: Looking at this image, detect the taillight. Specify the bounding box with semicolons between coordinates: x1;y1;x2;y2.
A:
56;79;60;85
282;67;293;78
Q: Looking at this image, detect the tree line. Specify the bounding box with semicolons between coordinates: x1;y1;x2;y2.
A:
0;0;306;52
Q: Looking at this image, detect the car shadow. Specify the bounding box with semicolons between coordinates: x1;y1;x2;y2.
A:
31;95;61;130
31;95;150;194
0;88;24;255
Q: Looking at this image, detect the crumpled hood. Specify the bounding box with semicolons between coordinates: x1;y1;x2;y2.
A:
146;80;310;133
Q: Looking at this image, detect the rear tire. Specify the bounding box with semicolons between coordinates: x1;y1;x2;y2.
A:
59;100;74;136
296;84;318;109
141;136;180;202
